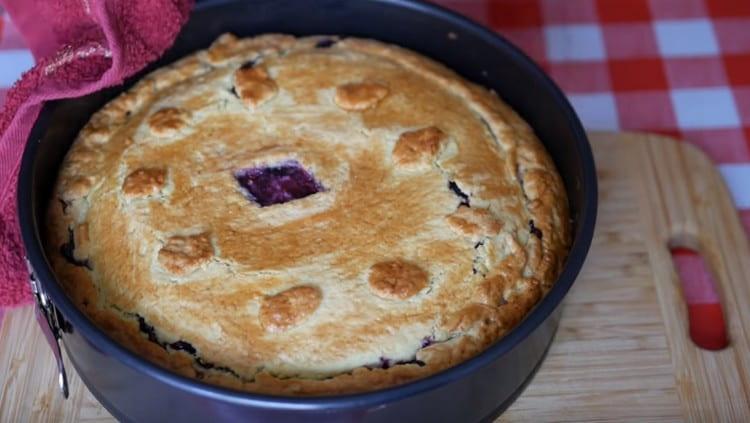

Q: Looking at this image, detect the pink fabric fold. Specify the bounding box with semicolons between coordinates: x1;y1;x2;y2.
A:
0;0;193;307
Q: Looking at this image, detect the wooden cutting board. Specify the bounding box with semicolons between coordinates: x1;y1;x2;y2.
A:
2;132;749;422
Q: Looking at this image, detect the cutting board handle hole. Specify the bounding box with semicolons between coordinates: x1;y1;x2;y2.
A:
669;244;729;351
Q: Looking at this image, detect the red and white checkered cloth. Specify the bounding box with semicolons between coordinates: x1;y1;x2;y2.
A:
0;2;747;336
437;0;750;232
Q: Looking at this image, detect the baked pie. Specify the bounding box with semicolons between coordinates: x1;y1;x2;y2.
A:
46;34;570;395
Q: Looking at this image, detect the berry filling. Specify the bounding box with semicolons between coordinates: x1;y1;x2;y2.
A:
379;357;392;369
59;228;91;269
448;180;470;207
240;59;258;69
472;240;486;276
134;313;242;379
170;340;197;355
366;336;435;370
195;357;239;377
137;315;162;345
529;220;543;239
315;38;337;48
234;160;324;207
137;309;435;378
375;356;426;369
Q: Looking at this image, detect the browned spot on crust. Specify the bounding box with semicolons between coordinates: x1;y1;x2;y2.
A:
233;66;278;108
368;260;428;300
122;168;167;197
158;233;214;275
259;286;322;332
334;82;389;111
148;108;191;137
445;206;502;238
392;126;445;168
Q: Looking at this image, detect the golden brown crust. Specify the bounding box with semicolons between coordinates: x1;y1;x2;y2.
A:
334;82;389;111
233;65;278;108
45;34;570;395
157;233;214;276
147;107;192;137
122;168;167;197
60;176;96;201
445;206;503;239
368;260;429;300
392;126;445;168
259;286;323;333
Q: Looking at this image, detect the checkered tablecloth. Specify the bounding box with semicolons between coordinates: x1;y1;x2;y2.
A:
0;1;747;321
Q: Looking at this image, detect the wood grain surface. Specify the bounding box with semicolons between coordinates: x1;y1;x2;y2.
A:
1;132;748;422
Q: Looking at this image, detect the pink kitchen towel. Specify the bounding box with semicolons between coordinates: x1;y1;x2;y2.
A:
0;0;193;307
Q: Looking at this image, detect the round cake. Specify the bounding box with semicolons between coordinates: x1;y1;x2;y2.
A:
46;34;570;395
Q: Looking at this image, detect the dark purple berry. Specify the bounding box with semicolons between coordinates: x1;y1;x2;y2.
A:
448;181;470;207
234;160;324;207
59;227;91;269
529;220;543;239
137;315;162;346
170;340;197;355
315;38;337;48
